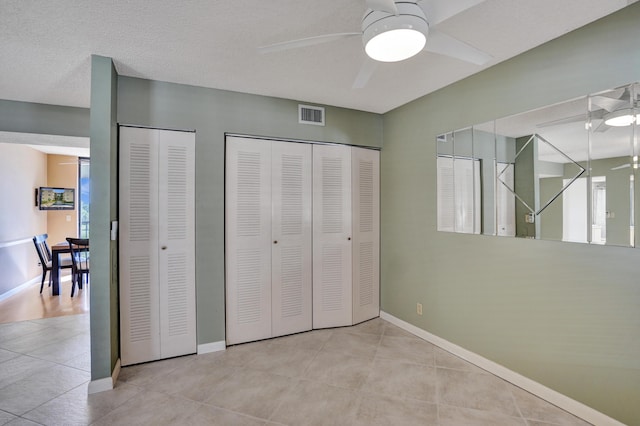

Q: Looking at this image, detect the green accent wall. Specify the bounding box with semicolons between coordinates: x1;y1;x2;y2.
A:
380;4;640;424
539;177;563;241
514;136;536;238
115;77;383;346
89;55;119;380
0;99;89;137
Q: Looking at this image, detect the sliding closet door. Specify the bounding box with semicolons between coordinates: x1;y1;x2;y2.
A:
120;127;161;366
352;148;380;324
158;130;197;358
271;141;312;337
225;137;272;345
313;144;353;328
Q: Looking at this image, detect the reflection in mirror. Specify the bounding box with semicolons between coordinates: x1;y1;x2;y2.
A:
587;85;636;246
436;82;638;247
436;129;481;234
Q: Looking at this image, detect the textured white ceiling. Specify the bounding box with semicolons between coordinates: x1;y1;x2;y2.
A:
0;0;635;114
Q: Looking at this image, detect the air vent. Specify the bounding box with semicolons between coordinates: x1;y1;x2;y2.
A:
299;104;325;126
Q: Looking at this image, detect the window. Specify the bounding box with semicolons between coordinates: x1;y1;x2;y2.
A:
78;157;90;238
437;156;481;234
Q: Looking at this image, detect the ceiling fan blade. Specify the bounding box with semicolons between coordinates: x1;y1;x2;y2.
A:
365;0;398;14
352;59;378;89
419;0;485;26
591;95;628;113
611;163;631;170
594;120;610;132
259;32;361;54
537;114;586;128
424;29;491;65
537;110;604;128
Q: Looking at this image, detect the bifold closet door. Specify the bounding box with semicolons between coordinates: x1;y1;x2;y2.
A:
312;144;353;329
226;137;312;344
157;130;197;359
120;127;161;365
271;141;312;337
120;126;196;366
352;147;380;324
225;137;272;345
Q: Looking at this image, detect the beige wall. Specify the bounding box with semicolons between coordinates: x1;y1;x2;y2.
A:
46;154;78;245
0;143;48;294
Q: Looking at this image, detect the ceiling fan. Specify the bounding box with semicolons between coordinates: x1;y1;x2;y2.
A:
538;86;637;132
258;0;492;88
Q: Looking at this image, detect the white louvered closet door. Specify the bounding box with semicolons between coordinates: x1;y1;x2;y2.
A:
119;127;161;366
352;148;380;324
271;141;312;337
312;144;353;329
225;137;272;345
158;130;197;358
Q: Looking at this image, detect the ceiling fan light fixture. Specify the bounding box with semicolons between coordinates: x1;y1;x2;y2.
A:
362;2;429;63
365;29;426;62
603;108;636;127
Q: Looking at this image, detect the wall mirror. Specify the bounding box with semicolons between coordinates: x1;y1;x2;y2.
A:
437;82;639;247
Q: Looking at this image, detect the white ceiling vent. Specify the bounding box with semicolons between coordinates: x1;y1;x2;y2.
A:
299;104;325;126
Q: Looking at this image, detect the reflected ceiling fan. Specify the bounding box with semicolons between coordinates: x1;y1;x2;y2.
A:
258;0;492;88
538;86;636;132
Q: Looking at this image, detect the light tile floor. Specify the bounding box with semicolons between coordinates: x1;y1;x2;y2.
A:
0;315;592;425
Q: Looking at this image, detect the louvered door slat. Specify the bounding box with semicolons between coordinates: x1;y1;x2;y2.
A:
119;126;161;366
352;148;380;324
225;137;272;345
158;130;196;358
271;141;312;337
312;144;353;328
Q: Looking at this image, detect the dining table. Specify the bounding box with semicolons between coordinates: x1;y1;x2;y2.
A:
50;241;88;296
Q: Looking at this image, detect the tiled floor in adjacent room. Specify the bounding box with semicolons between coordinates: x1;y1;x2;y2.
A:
0;315;591;425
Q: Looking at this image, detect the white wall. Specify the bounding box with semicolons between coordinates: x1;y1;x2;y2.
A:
0;143;48;295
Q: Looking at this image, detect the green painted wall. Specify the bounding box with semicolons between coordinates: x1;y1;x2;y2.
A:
539;177;563;241
514;136;536;238
116;77;382;346
0;99;89;137
380;4;640;424
89;55;119;381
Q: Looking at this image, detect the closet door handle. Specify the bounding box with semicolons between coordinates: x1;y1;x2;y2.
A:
161;246;167;250
273;241;278;244
347;237;351;241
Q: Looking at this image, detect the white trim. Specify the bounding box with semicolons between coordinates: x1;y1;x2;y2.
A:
380;311;625;426
87;377;113;394
197;341;226;354
87;358;121;394
0;237;32;249
0;274;75;302
0;277;39;302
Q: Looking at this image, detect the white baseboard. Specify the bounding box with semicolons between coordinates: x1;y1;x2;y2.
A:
380;311;624;426
0;277;39;302
88;358;121;394
198;340;226;354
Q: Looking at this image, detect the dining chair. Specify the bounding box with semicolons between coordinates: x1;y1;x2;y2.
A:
33;234;73;293
66;237;90;297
